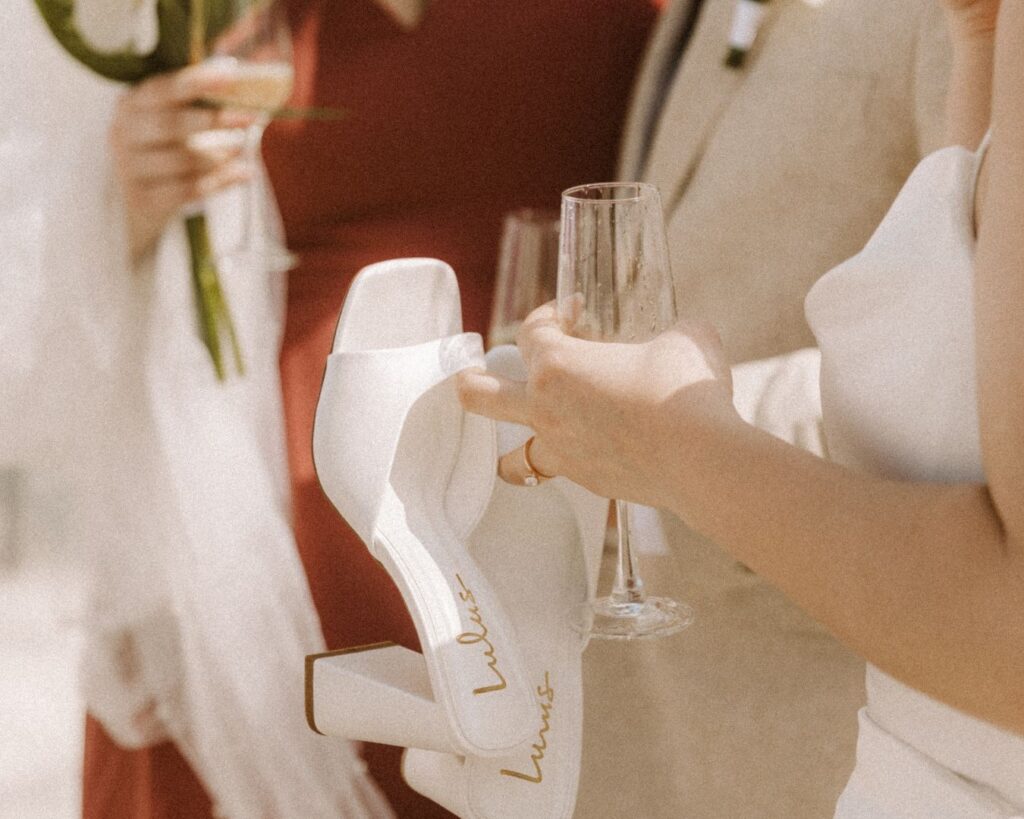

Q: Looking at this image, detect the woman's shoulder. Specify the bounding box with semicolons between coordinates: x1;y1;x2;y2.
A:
805;142;981;336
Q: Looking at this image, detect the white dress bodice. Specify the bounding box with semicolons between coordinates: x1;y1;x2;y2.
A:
806;140;1024;815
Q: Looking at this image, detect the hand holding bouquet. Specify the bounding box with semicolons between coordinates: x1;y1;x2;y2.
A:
34;0;294;380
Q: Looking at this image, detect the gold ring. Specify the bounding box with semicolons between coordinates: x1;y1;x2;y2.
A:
522;435;554;486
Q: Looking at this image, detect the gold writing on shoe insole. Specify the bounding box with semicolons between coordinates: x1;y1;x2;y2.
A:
455;573;508;695
499;672;554;784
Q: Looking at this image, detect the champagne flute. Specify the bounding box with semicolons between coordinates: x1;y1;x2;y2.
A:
487;208;560;349
208;0;295;272
558;182;694;640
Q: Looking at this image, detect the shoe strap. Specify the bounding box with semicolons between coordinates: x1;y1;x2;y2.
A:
314;332;487;545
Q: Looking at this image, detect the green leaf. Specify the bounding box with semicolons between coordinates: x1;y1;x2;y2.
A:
33;0;161;82
186;213;227;381
33;0;248;82
152;0;192;69
186;212;246;381
151;0;242;70
205;0;241;50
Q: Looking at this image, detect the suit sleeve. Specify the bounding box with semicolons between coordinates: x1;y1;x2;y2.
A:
731;349;827;458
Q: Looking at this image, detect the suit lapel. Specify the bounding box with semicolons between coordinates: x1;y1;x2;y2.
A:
641;0;784;212
618;0;698;180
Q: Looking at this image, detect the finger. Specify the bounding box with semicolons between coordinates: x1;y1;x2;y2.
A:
126;143;246;184
118;107;217;147
498;445;532;486
516;301;566;362
456;368;530;425
128;61;245;110
497;438;558;486
185;127;249;161
118;107;259;148
520;300;560;331
193;159;255;199
133;160;253;213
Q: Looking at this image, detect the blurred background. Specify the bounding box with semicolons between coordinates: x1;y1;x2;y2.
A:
1;466;84;816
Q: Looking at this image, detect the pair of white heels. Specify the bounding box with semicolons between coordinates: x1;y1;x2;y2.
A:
307;259;608;818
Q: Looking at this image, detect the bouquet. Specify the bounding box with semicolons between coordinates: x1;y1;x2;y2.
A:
33;0;257;381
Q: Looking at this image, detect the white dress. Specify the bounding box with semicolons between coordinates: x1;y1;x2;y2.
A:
806;137;1024;817
1;3;391;815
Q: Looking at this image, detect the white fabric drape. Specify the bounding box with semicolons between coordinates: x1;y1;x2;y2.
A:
1;4;392;816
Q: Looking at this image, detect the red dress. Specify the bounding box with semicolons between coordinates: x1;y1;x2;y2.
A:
82;2;655;816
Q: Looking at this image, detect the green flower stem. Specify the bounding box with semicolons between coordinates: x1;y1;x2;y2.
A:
36;0;248;382
213;259;245;376
185;213;244;380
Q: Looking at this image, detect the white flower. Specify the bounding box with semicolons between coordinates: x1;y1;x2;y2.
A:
73;0;159;55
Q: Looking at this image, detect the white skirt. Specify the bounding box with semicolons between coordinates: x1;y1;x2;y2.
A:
835;709;1024;819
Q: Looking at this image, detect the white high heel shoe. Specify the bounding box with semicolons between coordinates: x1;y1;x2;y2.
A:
308;342;608;818
312;259;533;756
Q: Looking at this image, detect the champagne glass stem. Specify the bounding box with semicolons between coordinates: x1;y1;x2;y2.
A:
611;500;646;606
559;181;693;639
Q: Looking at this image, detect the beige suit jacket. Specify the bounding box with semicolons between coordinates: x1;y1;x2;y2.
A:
576;1;950;817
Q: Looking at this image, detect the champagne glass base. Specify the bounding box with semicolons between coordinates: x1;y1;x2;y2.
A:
571;596;694;641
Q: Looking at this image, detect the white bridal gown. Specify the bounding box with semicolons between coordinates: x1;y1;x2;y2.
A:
806;136;1024;817
1;3;390;816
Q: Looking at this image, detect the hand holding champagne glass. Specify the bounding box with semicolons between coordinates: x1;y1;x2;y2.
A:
206;0;295;271
558;182;694;640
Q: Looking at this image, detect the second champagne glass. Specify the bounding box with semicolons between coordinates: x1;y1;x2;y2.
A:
558;182;695;640
208;0;295;272
487;208;560;348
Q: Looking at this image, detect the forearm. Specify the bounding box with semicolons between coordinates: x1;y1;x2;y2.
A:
664;6;1024;735
975;5;1024;557
661;408;1023;733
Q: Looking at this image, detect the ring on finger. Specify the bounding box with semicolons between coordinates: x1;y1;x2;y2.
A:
522;435;554;486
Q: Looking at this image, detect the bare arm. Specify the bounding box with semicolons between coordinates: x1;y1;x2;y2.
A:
459;7;1024;735
656;15;1024;726
656;401;1022;735
943;1;998;146
974;4;1024;571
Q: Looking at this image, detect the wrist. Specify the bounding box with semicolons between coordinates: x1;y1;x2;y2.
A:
657;385;746;518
